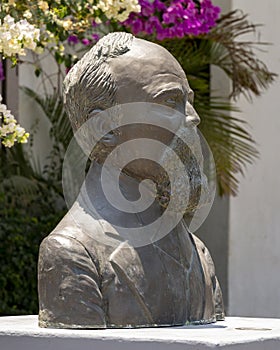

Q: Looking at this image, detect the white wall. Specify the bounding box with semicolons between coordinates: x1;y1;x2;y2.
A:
228;0;280;317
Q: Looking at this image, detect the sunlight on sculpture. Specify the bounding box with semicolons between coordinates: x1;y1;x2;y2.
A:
38;32;224;329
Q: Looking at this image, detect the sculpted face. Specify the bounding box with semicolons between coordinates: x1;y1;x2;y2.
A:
110;38;199;123
105;38;201;181
83;37;208;214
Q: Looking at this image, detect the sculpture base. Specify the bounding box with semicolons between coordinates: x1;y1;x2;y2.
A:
1;315;280;350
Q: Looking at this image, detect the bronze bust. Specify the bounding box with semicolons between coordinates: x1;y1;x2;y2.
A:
38;32;224;329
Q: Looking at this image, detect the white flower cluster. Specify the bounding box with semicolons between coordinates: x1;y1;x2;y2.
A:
94;0;141;22
0;95;29;148
0;15;40;57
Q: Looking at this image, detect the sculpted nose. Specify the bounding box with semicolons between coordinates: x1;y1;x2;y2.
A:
185;102;200;126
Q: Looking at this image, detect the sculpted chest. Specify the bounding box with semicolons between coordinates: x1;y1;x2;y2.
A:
85;227;210;327
38;218;219;328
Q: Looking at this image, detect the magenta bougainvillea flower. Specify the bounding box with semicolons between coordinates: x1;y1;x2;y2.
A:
66;0;220;52
122;0;221;40
81;38;92;46
66;33;99;51
67;35;79;45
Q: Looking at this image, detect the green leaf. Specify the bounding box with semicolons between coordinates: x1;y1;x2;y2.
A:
54;51;65;65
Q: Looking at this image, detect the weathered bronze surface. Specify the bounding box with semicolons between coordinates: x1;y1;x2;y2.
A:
38;32;224;329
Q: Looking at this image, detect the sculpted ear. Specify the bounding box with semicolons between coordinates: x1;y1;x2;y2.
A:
101;130;120;146
87;108;120;147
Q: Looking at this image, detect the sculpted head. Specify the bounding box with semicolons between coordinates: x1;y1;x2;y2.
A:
63;32;208;212
63;32;200;131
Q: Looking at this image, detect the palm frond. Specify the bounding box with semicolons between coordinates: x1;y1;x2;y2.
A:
0;86;71;209
1;175;41;197
196;96;258;196
0;144;48;209
207;10;277;100
157;10;275;196
22;87;73;150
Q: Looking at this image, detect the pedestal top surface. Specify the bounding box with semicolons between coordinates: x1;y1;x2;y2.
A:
1;315;280;347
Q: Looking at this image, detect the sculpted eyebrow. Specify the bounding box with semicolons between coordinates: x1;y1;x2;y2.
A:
153;87;184;99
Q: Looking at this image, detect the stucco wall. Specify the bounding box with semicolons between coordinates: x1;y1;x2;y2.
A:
228;0;280;317
197;0;232;312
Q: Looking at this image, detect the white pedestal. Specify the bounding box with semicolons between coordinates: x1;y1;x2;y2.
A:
1;315;280;350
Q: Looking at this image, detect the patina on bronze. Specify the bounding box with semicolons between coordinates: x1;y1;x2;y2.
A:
38;32;224;329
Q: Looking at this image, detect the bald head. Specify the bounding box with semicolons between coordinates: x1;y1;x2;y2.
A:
63;32;195;133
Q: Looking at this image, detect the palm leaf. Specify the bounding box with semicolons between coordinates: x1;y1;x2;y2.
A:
207;10;277;99
0;86;72;208
155;9;275;196
196;96;258;196
1;175;40;198
159;37;259;195
0;144;48;208
22;87;73;150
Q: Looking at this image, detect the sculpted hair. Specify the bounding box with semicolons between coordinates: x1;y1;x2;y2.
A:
63;32;135;131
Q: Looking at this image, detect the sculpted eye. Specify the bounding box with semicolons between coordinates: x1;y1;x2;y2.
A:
153;88;185;111
163;94;185;109
89;108;103;118
165;97;177;108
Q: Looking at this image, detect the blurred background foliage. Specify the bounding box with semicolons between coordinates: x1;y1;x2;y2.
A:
0;199;64;315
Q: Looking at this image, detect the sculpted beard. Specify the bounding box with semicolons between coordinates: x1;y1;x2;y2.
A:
87;109;210;218
157;125;211;217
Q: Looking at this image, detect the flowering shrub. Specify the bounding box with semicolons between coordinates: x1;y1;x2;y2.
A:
0;0;141;65
96;0;141;22
0;96;29;148
122;0;221;40
0;14;38;147
68;1;221;57
0;15;40;58
0;0;141;147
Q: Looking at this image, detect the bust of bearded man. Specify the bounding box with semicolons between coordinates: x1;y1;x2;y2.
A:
38;32;224;329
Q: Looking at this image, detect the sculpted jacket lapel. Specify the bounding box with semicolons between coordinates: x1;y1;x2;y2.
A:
108;236;190;326
109;241;155;324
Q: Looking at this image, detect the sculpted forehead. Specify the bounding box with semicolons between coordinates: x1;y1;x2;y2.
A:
108;38;190;103
123;38;184;69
